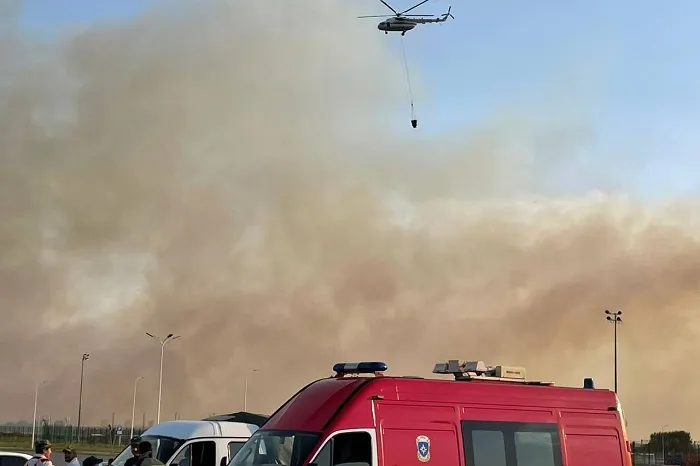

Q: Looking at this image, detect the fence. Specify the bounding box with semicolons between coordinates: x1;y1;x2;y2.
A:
0;422;147;446
632;440;700;465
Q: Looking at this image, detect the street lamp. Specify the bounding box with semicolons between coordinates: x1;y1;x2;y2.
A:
244;370;258;412
662;424;669;462
77;353;90;441
605;310;622;393
130;376;144;438
31;380;49;448
146;332;180;424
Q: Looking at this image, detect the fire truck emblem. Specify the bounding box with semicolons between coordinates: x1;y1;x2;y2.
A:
416;435;431;462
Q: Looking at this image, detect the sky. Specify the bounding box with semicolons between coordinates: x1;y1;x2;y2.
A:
18;0;150;30
385;0;700;200
16;0;700;199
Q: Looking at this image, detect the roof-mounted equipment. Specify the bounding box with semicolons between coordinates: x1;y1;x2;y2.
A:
333;361;388;378
201;411;269;427
432;360;554;385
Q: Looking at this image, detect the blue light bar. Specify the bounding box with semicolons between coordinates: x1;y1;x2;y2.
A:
333;362;388;374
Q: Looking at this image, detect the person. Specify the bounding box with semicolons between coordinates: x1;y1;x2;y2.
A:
25;440;54;466
135;441;164;466
124;437;141;466
62;446;80;466
83;456;103;466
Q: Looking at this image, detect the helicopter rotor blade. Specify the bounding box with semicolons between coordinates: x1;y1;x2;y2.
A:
358;14;394;18
401;14;435;16
399;0;431;16
379;0;399;15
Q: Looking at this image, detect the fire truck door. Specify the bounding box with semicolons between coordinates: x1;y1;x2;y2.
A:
376;403;461;466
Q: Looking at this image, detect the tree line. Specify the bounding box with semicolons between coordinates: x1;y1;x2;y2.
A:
634;430;695;453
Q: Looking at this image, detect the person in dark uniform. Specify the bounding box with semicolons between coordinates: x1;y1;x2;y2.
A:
135;441;164;466
124;437;142;466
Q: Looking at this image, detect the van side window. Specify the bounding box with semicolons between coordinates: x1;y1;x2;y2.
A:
1;457;28;466
173;441;218;466
228;442;245;460
312;432;373;466
462;421;562;466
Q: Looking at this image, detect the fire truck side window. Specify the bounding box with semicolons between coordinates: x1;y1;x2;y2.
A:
311;432;373;466
470;430;506;466
461;421;562;466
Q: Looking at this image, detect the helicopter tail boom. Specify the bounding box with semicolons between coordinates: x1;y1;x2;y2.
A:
411;5;453;23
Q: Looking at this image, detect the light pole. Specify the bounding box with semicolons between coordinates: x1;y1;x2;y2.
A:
244;370;258;411
32;380;49;448
605;310;622;393
146;332;180;424
130;376;144;438
662;424;669;463
77;353;89;441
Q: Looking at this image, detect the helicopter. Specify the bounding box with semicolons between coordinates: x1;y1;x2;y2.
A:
358;0;454;36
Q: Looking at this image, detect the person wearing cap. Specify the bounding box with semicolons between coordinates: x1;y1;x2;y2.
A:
82;456;103;466
26;440;54;466
135;441;163;466
124;437;141;466
63;446;80;466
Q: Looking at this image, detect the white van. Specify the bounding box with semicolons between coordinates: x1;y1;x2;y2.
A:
110;414;266;466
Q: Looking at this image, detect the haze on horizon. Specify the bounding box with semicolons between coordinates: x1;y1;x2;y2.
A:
1;0;699;440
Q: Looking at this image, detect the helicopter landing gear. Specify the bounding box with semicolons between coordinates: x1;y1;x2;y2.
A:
401;31;406;36
385;31;388;34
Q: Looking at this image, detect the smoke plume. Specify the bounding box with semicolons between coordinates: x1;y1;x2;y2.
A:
1;0;697;440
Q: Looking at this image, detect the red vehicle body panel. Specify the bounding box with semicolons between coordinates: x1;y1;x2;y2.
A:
265;378;369;431
262;375;632;466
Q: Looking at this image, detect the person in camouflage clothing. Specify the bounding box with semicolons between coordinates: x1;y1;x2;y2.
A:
25;440;54;466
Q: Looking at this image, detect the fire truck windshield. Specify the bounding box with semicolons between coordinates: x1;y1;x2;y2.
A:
229;430;321;466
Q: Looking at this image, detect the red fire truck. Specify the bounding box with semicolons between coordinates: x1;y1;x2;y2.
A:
229;360;632;466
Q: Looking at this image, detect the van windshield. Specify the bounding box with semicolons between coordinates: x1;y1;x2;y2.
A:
111;436;185;466
229;430;320;466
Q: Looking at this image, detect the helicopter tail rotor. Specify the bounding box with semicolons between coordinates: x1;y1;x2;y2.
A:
443;6;454;19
